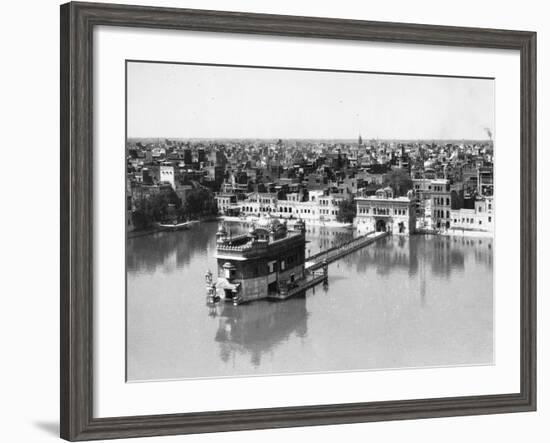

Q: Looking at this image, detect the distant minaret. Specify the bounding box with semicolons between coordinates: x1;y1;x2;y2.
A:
358;134;363;146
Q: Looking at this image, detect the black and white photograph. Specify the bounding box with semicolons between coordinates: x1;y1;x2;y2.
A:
1;0;545;441
126;61;495;382
2;0;544;440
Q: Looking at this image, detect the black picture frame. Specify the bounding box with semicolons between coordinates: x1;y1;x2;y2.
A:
60;1;537;441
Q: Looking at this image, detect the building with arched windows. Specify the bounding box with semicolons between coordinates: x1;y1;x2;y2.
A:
236;191;344;224
355;187;416;235
159;163;175;189
212;219;307;304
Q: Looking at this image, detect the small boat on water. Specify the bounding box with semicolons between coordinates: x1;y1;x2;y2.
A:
157;220;199;231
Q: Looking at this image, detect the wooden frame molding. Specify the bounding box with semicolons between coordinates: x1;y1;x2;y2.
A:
60;2;536;440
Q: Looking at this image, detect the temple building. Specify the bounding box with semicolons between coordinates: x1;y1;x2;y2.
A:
209;218;307;304
355;187;416;234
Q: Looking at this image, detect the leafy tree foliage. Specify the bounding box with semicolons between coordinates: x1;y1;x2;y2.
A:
383;169;413;196
132;190;179;230
179;187;218;219
131;186;217;231
337;198;356;223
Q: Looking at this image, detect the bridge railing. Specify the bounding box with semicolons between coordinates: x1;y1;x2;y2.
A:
307;231;375;263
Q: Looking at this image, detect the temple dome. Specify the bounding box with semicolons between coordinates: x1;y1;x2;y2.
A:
256;216;281;231
217;223;227;235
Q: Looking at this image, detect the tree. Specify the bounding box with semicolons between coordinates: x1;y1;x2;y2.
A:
131;189;181;230
337;198;356;223
132;193;167;229
382;169;413;197
178;187;218;220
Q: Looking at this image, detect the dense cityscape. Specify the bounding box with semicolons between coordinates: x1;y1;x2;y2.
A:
125;64;495;380
126;135;494;237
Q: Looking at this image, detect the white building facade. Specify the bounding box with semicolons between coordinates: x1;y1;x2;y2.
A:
450;196;494;233
238;192;343;224
355;187;416;235
240;193;278;215
215;194;239;215
159;164;175;189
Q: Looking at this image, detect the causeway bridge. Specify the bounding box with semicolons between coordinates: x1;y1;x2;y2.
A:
210;229;389;304
270;230;388;300
305;230;389;271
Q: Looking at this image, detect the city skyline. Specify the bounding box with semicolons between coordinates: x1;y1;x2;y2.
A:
126;68;495;381
127;61;495;141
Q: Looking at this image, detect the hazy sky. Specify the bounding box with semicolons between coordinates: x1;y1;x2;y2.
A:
127;61;494;140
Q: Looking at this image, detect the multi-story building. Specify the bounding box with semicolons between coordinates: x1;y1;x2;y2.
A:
221;180;248;195
317;194;341;223
412;177;433;220
237;191;343;224
159;163;175;189
355;187;416;234
430;179;452;229
450;196;494;233
240;192;278;215
277;199;320;223
412;178;432;198
212;219;306;303
477;166;494;196
215;194;240;216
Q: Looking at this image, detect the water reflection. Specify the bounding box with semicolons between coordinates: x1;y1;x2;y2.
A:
305;226;355;255
342;235;494;279
127;222;247;274
213;297;308;367
127;224;493;381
